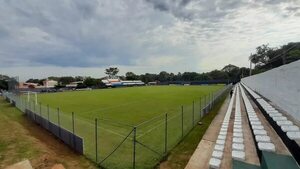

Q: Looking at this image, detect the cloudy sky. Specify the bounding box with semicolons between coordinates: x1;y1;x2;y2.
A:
0;0;300;81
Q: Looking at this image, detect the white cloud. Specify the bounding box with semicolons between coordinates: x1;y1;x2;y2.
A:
0;0;299;80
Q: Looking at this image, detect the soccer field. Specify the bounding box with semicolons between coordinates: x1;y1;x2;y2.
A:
32;85;226;168
38;85;224;125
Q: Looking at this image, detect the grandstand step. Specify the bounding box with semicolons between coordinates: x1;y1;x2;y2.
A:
232;160;261;169
261;151;300;169
241;83;300;165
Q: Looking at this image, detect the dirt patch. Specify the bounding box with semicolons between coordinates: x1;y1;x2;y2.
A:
22;122;95;169
0;99;97;169
51;164;65;169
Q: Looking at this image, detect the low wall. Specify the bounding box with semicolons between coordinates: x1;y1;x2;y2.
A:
242;60;300;122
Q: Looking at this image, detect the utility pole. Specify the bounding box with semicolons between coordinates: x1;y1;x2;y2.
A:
249;61;252;76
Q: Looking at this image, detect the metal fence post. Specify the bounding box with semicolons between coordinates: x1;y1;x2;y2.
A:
181;105;184;138
204;95;207;114
212;92;214;105
192;101;194;126
39;102;42;116
95;118;98;162
133;127;137;169
34;101;36;121
164;113;168;154
57;108;61;137
47;104;50;121
72;112;76;150
200;97;202;119
210;93;212;110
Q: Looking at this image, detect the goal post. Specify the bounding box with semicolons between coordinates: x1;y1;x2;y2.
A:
25;91;38;105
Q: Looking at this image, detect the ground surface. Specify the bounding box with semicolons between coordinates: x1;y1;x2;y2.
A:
0;98;97;169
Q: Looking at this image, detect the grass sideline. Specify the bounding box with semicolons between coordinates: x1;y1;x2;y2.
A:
0;98;97;169
0;99;40;168
22;85;226;168
159;94;228;169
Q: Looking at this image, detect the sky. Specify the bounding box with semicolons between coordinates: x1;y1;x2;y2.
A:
0;0;300;81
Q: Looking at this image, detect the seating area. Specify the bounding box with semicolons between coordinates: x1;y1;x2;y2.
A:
241;82;300;165
239;84;276;154
198;83;300;169
232;85;245;161
242;85;261;99
256;98;300;140
209;86;237;168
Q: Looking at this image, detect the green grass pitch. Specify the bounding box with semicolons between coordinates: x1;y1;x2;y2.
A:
34;85;224;168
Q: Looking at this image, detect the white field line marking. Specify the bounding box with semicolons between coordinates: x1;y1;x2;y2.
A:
58;114;130;138
71;99;148;115
136;112;182;139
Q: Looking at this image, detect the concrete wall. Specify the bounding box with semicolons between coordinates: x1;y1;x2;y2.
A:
242;60;300;122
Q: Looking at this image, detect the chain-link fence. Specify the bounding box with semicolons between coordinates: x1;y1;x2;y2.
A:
2;84;232;169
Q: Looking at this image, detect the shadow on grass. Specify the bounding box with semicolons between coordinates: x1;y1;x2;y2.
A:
158;94;229;169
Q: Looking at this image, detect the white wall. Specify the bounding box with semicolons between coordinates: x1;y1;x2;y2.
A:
242;60;300;122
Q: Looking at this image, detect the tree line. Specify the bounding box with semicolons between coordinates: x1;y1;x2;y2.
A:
124;64;249;83
249;42;300;74
0;64;249;90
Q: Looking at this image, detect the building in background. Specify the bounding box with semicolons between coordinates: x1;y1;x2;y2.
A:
66;81;84;88
43;80;58;88
101;76;144;87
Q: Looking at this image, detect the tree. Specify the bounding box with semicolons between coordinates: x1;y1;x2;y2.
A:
249;54;259;67
140;73;157;83
158;71;170;82
0;80;8;90
222;64;239;73
0;75;9;81
125;72;139;80
83;77;97;87
75;76;84;81
26;78;44;85
255;44;273;65
208;70;228;80
249;42;300;73
59;76;75;85
48;76;60;81
182;72;199;81
105;67;119;77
